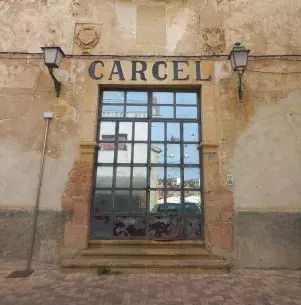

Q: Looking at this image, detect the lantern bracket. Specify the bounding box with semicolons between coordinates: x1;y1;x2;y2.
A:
48;67;61;97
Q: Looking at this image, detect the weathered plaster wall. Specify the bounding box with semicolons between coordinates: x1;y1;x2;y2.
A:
214;58;301;267
1;0;301;55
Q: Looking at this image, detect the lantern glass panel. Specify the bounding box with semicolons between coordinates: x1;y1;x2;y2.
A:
230;52;236;71
44;48;58;66
233;51;249;69
55;49;63;67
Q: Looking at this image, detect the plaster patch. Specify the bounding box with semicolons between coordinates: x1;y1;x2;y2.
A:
231;91;301;212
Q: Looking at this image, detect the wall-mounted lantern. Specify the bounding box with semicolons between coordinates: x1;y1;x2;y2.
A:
41;46;65;97
229;42;250;102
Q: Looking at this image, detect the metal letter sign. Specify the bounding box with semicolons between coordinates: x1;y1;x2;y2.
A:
88;60;212;82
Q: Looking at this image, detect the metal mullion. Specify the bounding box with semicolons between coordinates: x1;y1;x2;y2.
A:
173;92;176;119
112;122;119;211
197;87;204;238
163;122;167;207
129;121;135;213
180;122;185;238
103;103;147;106
146;91;152;239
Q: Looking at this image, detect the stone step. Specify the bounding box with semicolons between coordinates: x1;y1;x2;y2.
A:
88;240;205;248
61;258;230;274
80;247;211;257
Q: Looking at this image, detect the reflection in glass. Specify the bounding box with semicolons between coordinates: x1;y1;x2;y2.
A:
98;143;115;163
176;106;197;119
102;105;124;118
150;167;164;188
115;190;130;212
167;123;180;142
126;106;147;118
184;191;201;212
119;122;132;141
166;191;181;204
166;168;181;188
153;92;173;104
93;190;113;213
99;122;116;141
91;215;111;239
134;144;147;163
150;190;164;212
116;167;131;188
117;143;132;163
184;168;200;188
184;144;199;164
176;92;197;105
132;191;147;212
152;106;173;118
127;92;147;104
151;122;164;141
183;123;199;142
95;167;113;188
166;144;180;164
151;144;164;164
134;122;148;141
132;167;147;188
103;91;124;103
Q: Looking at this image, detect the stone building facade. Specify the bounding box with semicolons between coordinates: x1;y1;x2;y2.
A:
0;0;301;269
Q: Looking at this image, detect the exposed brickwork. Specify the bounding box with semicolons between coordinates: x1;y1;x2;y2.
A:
1;269;301;305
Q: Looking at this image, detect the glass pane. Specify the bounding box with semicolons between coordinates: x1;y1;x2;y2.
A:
95;167;113;188
150;167;164;188
166;144;180;164
150;190;164;212
184;168;200;188
119;122;132;141
151;143;164;164
132;191;147;212
99;122;115;141
176;92;197;105
127;92;148;104
183;123;199;142
103;91;124;103
134;122;148;141
166;191;181;205
166;168;181;189
102;105;124;118
91;215;111;239
184;144;199;164
153;92;173;104
176;106;197;119
126;106;147;118
134;143;147;163
98;143;115;163
115;190;130;212
184;191;201;212
152;106;173;118
151;122;164;141
117;143;132;163
116;167;131;188
132;167;147;188
167;123;180;142
93;190;113;213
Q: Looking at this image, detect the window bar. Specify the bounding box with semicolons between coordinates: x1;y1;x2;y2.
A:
129;122;135;213
164;122;167;208
173;91;176;119
146;91;152;239
110;120;119;238
180;122;185;238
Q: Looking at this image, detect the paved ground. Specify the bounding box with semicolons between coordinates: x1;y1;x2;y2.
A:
0;269;300;305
